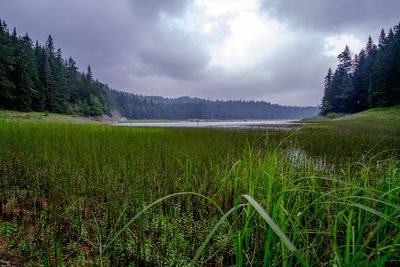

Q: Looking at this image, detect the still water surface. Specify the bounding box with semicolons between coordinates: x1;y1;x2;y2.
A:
115;120;296;128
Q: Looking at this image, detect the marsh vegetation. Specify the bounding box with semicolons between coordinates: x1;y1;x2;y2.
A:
0;121;399;266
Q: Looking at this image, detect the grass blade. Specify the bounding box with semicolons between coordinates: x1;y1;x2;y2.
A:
190;203;248;266
242;194;309;267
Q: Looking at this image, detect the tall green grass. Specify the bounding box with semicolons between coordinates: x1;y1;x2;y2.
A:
0;121;399;265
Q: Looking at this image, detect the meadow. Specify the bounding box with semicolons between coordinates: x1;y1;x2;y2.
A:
0;120;399;266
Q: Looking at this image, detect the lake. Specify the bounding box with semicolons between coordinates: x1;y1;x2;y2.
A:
115;120;296;128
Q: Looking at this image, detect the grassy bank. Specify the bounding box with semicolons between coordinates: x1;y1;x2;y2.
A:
0;110;99;124
0;120;399;265
0;109;122;124
303;105;400;123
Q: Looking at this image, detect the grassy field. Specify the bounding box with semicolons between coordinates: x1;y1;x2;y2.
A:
0;120;399;266
0;109;118;124
0;110;100;124
303;105;400;123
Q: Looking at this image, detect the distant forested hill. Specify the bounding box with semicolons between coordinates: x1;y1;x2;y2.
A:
321;21;400;114
106;89;319;120
0;19;109;116
0;19;318;120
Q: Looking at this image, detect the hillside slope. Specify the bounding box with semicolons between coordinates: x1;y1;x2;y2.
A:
303;106;400;122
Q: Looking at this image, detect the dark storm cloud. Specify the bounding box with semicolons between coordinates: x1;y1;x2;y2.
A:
128;0;190;20
260;0;400;33
133;24;210;80
125;0;210;79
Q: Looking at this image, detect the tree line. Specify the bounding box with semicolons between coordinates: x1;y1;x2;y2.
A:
107;89;318;120
0;19;109;116
321;22;400;114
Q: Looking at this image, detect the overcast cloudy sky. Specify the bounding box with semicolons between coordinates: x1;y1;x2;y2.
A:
1;0;399;106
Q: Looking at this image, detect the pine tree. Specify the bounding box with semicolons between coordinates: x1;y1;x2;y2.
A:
337;45;352;72
13;34;41;111
43;52;56;111
334;46;354;112
0;19;17;109
85;65;92;101
54;48;67;112
366;36;375;55
352;49;369;111
378;29;386;49
41;36;64;113
45;35;55;56
324;68;333;89
66;57;78;103
321;68;333;114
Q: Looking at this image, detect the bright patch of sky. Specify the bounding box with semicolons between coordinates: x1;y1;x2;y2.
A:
169;0;368;70
323;34;364;57
167;0;291;70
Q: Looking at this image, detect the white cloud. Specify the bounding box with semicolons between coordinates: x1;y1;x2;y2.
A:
323;34;364;57
188;0;290;69
214;11;286;68
195;0;258;16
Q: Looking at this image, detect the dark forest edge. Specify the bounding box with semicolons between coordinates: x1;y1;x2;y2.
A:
321;21;400;115
107;90;318;120
0;19;110;117
0;19;318;120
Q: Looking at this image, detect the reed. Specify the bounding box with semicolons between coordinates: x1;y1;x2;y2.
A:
0;120;399;265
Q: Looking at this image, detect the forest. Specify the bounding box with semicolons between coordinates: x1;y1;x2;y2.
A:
321;21;400;114
106;89;319;120
0;19;318;120
0;19;110;116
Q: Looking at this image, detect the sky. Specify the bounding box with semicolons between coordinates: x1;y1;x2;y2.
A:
1;0;399;106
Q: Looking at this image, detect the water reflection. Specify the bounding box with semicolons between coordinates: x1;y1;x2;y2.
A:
115;120;297;128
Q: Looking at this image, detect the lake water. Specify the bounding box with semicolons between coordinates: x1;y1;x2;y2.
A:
115;120;297;128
